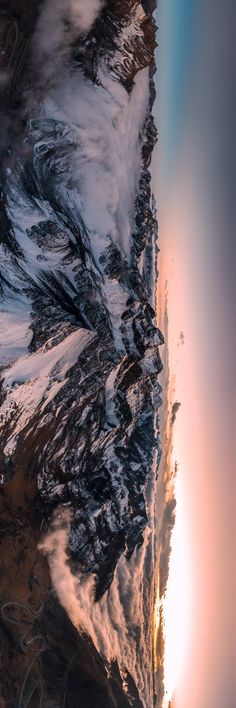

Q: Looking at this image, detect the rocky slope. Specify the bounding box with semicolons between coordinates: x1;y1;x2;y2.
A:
0;1;162;705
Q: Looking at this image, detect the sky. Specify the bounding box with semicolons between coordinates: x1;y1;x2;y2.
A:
154;1;236;707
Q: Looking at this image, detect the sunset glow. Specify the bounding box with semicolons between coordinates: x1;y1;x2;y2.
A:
162;460;191;706
153;261;192;706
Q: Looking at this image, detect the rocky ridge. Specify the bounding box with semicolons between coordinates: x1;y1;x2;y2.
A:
0;1;161;705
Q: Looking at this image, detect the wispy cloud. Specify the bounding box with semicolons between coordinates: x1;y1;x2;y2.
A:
39;506;156;706
32;0;104;83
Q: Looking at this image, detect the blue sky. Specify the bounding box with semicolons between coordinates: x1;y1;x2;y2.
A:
156;0;197;188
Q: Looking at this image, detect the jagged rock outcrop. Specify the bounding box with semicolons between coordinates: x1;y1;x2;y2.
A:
0;1;161;705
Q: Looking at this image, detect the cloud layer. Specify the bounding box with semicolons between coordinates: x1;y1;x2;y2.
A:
40;505;156;706
32;0;104;82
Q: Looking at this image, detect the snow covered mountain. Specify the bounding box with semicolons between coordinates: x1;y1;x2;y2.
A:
0;1;162;705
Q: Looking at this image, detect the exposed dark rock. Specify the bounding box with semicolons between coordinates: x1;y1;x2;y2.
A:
0;1;160;705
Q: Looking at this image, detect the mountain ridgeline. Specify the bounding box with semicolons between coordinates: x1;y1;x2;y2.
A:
0;1;162;706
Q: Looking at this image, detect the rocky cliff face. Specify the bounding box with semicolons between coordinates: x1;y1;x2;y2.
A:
0;1;161;705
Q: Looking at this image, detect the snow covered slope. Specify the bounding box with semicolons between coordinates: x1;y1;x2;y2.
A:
0;1;161;705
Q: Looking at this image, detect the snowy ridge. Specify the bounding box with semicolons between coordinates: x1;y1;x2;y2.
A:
0;2;160;706
1;328;96;456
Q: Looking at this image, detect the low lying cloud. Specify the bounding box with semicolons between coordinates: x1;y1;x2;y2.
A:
39;505;155;707
32;0;104;83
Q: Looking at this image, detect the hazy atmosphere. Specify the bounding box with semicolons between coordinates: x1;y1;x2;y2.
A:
155;1;236;706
